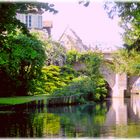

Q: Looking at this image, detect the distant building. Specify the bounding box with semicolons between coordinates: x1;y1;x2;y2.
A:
59;27;90;52
16;11;43;29
16;11;53;37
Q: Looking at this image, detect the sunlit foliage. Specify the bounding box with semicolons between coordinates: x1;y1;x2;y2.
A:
112;49;140;76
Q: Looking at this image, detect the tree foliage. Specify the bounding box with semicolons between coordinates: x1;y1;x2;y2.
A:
79;0;90;7
66;50;103;81
55;50;108;101
36;65;78;95
31;30;66;66
0;2;108;98
45;40;66;66
105;2;140;51
0;32;46;96
0;2;57;96
112;49;140;76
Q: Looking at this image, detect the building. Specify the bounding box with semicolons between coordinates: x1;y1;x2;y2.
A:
59;27;90;52
16;11;43;29
16;11;53;37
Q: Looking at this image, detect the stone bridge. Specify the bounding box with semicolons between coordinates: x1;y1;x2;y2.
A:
73;51;140;98
100;63;127;98
101;52;140;98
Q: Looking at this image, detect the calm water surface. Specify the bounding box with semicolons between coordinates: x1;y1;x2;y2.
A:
1;95;140;138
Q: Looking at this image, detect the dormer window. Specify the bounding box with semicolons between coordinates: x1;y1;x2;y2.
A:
16;12;53;36
17;13;41;29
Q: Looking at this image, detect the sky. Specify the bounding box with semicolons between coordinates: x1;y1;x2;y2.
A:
41;1;124;49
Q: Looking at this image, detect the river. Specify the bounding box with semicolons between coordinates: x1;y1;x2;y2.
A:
0;94;140;138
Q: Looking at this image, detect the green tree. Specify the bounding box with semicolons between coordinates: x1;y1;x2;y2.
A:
112;49;140;76
105;2;140;51
104;2;140;75
30;30;66;66
45;40;66;66
0;32;46;96
0;2;57;96
52;51;107;101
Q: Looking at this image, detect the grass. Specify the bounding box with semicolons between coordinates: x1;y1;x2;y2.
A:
0;95;48;105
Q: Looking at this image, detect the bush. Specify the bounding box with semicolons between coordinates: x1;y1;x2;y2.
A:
52;76;107;101
0;32;46;96
34;65;78;95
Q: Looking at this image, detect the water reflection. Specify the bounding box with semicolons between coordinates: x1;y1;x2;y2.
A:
1;95;140;138
101;95;140;138
130;94;140;119
0;103;108;137
105;98;127;126
48;103;108;137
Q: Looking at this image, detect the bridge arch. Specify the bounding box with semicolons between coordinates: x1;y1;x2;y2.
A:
99;61;116;90
73;59;128;98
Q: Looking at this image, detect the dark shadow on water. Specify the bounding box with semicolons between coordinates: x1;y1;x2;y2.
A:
1;96;140;138
0;101;108;138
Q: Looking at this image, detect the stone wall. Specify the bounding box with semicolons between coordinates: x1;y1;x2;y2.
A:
129;76;140;93
99;64;116;88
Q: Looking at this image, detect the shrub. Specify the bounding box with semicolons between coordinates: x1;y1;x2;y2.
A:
52;76;107;101
34;65;78;95
0;32;46;96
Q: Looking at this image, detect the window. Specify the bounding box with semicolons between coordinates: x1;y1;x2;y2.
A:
29;15;32;28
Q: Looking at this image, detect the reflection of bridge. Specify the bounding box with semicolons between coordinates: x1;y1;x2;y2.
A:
101;95;140;137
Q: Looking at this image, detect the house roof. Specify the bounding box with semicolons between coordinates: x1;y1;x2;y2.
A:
17;8;44;14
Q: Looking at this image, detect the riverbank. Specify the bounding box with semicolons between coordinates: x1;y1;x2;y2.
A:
0;93;92;106
0;92;105;107
0;95;48;105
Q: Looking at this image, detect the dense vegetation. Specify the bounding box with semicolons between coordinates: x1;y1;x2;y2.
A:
0;2;108;103
0;103;108;137
51;51;108;102
36;49;107;103
111;49;140;76
0;3;57;97
0;29;108;102
0;32;46;96
105;2;140;51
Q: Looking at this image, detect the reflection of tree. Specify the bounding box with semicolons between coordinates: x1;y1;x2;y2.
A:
0;110;61;137
2;98;140;138
48;103;107;137
130;95;140;119
32;113;60;137
127;123;140;137
0;102;113;138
